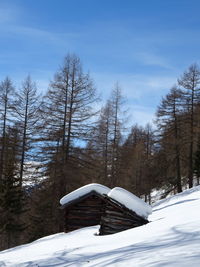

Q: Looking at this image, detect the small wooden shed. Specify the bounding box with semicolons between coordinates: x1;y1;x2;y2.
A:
60;184;110;233
99;187;151;235
60;184;152;235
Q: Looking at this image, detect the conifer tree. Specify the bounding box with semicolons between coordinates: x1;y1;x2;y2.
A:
0;126;26;250
156;86;183;192
194;137;200;185
39;54;98;231
0;77;15;182
88;83;125;187
14;76;41;187
178;64;200;188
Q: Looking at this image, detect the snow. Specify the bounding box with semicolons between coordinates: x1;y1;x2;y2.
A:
1;185;200;266
60;184;151;219
60;183;110;206
108;187;152;219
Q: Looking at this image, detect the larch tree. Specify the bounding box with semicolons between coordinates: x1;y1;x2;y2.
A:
41;53;98;203
178;64;200;188
0;125;26;250
88;83;126;187
0;77;15;182
109;83;124;187
156;86;183;193
142;123;156;202
194;136;200;185
87;100;113;185
14;76;41;188
120;125;147;195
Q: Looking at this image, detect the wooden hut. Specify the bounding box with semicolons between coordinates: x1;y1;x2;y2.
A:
60;184;110;233
60;184;152;235
99;187;152;235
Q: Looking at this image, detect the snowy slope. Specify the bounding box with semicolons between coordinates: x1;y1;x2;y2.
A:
1;186;200;266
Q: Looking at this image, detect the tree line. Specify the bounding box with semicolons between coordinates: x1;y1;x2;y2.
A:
0;54;200;250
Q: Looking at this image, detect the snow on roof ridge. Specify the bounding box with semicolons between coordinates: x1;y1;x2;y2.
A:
60;184;152;219
108;187;152;219
60;183;110;206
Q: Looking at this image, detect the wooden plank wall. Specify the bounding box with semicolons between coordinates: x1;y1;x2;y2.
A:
64;195;105;232
99;199;149;235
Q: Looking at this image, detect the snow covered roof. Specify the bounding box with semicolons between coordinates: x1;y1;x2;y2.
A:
60;184;152;219
60;183;110;206
108;187;152;219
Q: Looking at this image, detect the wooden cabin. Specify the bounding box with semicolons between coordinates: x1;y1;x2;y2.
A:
99;187;151;235
99;195;149;235
60;184;152;235
60;184;110;233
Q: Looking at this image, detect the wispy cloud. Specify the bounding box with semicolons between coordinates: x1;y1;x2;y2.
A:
0;1;195;129
0;3;78;47
134;52;172;69
92;72;177;100
127;104;156;127
0;24;69;47
0;5;19;23
91;71;177;126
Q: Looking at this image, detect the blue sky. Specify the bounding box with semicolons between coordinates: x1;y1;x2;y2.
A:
1;0;200;126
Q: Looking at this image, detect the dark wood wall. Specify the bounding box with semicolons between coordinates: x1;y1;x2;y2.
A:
63;193;149;235
64;194;105;232
99;197;149;235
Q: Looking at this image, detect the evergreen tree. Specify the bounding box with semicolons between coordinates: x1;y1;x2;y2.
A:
0;126;26;250
194;137;200;185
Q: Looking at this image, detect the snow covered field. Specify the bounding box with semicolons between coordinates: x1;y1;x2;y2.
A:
1;186;200;266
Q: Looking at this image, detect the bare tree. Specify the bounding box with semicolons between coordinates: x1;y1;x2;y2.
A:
156;86;183;192
0;77;15;182
14;76;41;187
88;83;125;187
41;54;98;197
178;64;200;188
109;83;124;186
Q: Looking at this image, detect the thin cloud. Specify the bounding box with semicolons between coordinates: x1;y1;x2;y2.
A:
92;72;177;100
0;4;78;46
135;52;173;69
91;72;177;126
0;5;19;23
0;24;67;45
128;105;156;127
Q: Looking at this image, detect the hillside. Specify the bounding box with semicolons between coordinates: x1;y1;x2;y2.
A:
1;186;200;266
